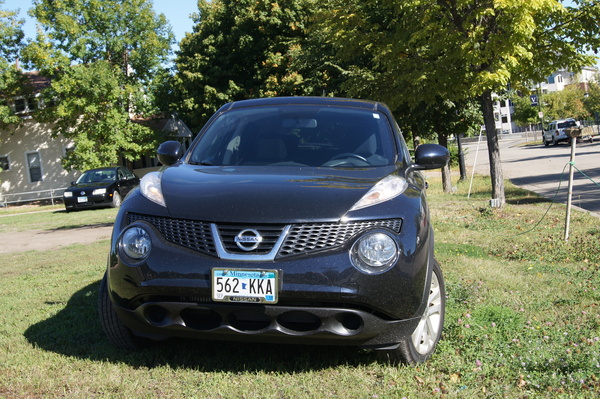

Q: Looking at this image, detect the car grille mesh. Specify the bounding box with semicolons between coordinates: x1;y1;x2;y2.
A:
128;213;401;258
128;213;217;255
279;219;402;257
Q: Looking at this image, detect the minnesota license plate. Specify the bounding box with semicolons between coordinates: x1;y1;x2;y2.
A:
212;268;278;304
77;196;88;203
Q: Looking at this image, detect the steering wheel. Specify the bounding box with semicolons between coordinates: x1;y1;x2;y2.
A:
330;153;368;163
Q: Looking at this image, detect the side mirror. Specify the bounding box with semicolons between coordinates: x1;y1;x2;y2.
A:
413;144;450;170
157;141;184;166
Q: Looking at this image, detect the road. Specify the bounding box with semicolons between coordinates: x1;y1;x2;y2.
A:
463;134;600;215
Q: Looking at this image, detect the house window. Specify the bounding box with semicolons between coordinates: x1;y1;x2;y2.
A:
14;98;26;113
0;155;9;171
13;96;39;114
26;152;43;182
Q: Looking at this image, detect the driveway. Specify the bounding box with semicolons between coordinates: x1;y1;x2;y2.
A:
0;223;113;254
463;134;600;215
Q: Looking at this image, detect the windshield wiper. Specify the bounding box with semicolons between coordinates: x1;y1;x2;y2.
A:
189;160;215;166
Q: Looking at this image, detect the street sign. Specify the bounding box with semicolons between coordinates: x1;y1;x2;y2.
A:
530;94;538;106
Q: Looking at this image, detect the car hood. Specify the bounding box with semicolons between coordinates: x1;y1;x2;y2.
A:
160;164;400;223
66;181;113;191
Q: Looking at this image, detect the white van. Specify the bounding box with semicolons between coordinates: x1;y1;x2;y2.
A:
543;119;577;146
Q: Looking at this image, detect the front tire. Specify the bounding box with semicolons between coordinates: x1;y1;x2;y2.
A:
98;272;146;350
379;259;445;365
111;191;122;208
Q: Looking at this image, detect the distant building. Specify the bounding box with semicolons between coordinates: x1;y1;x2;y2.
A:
539;66;598;94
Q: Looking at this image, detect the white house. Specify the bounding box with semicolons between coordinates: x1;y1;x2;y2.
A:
539;66;598;94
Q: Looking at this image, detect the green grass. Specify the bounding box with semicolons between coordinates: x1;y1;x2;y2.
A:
0;175;598;398
0;205;118;233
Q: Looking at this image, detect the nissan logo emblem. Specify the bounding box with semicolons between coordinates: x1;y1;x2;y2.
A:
234;229;263;251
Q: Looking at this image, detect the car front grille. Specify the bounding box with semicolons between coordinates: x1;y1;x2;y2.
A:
128;213;402;259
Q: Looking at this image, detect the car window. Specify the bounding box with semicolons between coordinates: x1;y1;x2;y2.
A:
76;170;114;183
558;121;576;129
188;105;398;167
122;168;135;180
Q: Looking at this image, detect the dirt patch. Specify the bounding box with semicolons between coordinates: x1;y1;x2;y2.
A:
0;224;113;254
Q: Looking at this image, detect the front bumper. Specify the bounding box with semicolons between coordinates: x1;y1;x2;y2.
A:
64;193;112;209
111;300;421;349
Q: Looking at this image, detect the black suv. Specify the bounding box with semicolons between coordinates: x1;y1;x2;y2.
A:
99;97;449;364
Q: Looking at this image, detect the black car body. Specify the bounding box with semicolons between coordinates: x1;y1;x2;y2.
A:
99;97;449;364
63;166;139;211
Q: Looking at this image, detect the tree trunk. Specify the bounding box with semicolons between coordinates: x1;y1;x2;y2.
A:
480;89;505;206
437;133;453;193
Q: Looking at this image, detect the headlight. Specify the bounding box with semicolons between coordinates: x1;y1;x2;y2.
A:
351;231;398;274
63;191;73;198
140;171;166;207
120;226;152;260
349;175;408;212
92;188;107;195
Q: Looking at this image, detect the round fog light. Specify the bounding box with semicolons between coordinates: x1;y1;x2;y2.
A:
121;227;151;260
351;232;398;273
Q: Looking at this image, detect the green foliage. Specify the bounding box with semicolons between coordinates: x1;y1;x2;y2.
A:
583;81;600;120
22;0;174;171
173;0;318;130
27;0;173;81
34;62;164;170
0;1;26;129
510;91;541;127
542;85;590;122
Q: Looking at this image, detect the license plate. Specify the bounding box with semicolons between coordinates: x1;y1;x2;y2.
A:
212;268;278;304
77;196;88;203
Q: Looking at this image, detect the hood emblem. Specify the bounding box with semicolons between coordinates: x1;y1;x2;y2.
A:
234;229;263;251
80;191;86;196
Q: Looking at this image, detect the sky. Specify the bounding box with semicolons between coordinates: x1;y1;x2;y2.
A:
3;0;199;53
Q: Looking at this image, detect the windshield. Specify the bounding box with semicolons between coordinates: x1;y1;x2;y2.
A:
188;105;398;167
76;169;116;184
558;120;577;129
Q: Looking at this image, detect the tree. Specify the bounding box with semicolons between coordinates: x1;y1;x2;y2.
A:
510;91;542;127
173;0;317;130
543;85;590;122
583;81;600;121
0;0;26;129
314;0;600;206
23;0;174;171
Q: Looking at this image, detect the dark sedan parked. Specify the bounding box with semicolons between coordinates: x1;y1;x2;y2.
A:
63;166;139;211
99;97;449;364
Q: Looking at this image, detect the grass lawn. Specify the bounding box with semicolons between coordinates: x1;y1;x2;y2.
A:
0;175;598;398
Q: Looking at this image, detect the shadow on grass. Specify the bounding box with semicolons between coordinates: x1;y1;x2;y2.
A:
49;222;114;231
24;281;376;372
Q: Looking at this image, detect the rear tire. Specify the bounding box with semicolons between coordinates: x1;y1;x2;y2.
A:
98;272;146;350
378;260;445;365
